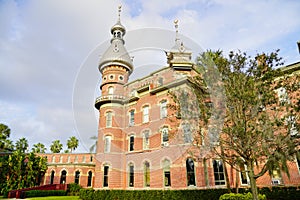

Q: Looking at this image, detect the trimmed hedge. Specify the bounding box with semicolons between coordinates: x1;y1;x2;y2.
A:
79;187;300;200
79;189;228;200
25;190;67;198
219;192;266;200
67;183;82;196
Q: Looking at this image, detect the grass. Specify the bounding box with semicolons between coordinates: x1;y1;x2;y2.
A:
28;196;80;200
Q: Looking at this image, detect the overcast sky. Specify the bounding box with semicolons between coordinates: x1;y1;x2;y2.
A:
1;0;299;153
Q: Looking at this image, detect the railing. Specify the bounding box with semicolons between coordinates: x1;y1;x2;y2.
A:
95;95;126;109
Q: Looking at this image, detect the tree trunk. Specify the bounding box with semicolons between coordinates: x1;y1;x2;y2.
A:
248;163;259;200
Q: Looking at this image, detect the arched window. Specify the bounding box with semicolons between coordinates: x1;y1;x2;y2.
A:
59;156;63;163
213;160;225;185
103;166;109;187
129;135;134;151
108;86;114;95
143;130;150;150
129;163;134;187
50;170;55;184
87;171;93;187
106;111;113;127
52;156;55;163
186;158;196;186
74;171;80;184
161;127;169;146
160;100;167;118
60;170;67;184
142;106;149;123
104;135;111;153
144;161;150;187
163;159;171;187
129;110;135;126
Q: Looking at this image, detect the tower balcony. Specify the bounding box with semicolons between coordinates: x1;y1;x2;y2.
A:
95;95;125;109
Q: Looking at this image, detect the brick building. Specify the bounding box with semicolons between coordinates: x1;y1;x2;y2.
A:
40;8;300;190
91;8;300;190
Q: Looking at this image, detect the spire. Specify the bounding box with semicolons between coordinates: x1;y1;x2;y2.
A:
98;5;133;74
167;19;193;70
174;19;179;43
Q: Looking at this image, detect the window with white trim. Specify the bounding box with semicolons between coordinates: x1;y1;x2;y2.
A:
186;158;196;186
286;115;298;136
108;86;114;95
143;130;150;150
213;160;225;185
239;164;249;185
129;110;134;126
160;100;167;118
129;135;134;151
276;87;290;104
104;136;111;153
106;111;112;127
103;166;109;187
143;106;149;123
161;127;169;146
144;161;150;187
129;163;134;187
163;159;171;187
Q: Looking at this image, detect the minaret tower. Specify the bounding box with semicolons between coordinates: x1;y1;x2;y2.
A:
94;6;133;189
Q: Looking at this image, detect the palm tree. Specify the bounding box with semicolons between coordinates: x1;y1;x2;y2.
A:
15;137;29;153
50;140;63;153
0;123;10;149
67;136;79;153
3;139;14;150
31;143;47;153
89;136;98;153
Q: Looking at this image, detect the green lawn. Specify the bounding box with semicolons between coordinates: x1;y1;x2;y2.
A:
28;196;79;200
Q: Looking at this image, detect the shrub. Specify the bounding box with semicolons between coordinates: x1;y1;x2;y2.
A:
219;192;266;200
25;190;67;198
67;183;82;196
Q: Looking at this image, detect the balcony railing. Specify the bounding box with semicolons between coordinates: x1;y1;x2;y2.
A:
95;95;125;109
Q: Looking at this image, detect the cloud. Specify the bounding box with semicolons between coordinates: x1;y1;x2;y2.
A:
0;0;299;153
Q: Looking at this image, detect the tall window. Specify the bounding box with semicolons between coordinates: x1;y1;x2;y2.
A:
276;87;289;104
239;164;248;185
52;156;55;163
143;130;150;150
129;110;134;126
74;155;78;163
160;100;167;118
144;161;150;187
163;159;171;187
106;111;112;127
143;106;149;123
162;127;169;146
108;86;114;95
67;156;70;163
286;115;298;136
104;136;111;153
129;163;134;187
59;156;63;163
213;160;225;185
129;135;134;151
186;158;196;186
50;170;55;184
87;171;93;187
60;170;67;184
103;166;109;187
183;123;192;143
74;171;80;184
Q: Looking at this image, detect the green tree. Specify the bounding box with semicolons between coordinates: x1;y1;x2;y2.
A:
2;150;47;194
67;136;79;153
15;137;29;153
31;142;47;153
193;50;300;200
0;123;11;149
50;140;63;153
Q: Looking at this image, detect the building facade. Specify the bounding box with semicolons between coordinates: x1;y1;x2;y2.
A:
40;9;300;190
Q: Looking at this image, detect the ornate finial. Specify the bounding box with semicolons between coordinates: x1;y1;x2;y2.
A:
174;19;179;42
118;5;122;21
